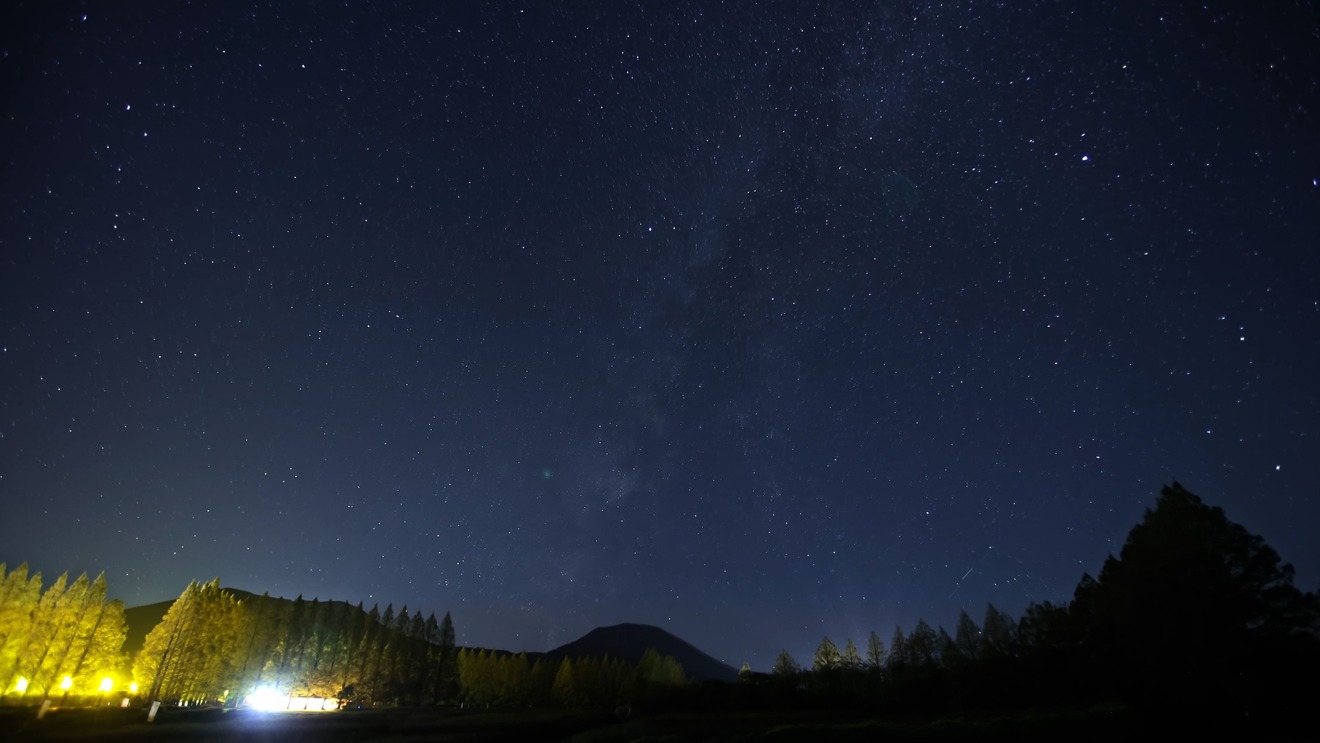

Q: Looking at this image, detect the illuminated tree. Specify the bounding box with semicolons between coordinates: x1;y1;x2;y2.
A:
551;657;575;706
349;603;381;703
812;636;841;671
232;593;287;699
367;603;395;702
9;572;71;697
134;579;242;704
0;563;43;686
50;574;127;699
0;571;127;701
841;638;862;670
69;597;128;694
336;601;369;700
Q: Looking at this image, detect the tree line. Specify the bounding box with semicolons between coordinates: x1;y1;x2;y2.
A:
0;568;689;712
3;481;1317;729
133;580;459;707
0;567;128;703
705;482;1320;731
456;646;686;709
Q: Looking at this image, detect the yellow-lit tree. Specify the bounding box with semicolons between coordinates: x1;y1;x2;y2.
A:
0;563;44;694
0;565;128;703
134;579;243;704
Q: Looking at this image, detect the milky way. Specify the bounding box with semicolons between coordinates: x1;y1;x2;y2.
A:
2;1;1317;670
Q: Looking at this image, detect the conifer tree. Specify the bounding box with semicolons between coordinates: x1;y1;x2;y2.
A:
980;603;1017;659
0;563;43;677
865;630;886;670
551;657;575;706
905;619;939;667
771;649;800;677
953;609;981;662
436;611;458;701
76;598;128;691
812;636;841;671
13;572;72;697
887;625;908;669
134;579;241;704
0;567;127;700
841;638;862;669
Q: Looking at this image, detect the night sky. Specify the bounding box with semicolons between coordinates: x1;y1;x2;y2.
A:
3;1;1318;672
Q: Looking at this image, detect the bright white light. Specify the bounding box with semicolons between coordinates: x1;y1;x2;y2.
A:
15;677;28;693
247;686;288;712
60;676;73;691
99;677;114;693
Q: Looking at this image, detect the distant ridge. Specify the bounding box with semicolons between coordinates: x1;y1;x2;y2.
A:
542;622;738;682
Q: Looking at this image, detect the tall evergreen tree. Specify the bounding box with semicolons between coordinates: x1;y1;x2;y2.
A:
840;638;862;670
771;649;800;677
887;625;908;670
0;563;43;677
74;598;127;691
551;657;575;706
11;572;72;697
980;603;1017;659
436;611;458;701
134;579;242;704
953;609;981;662
0;567;127;700
865;630;886;670
812;636;841;671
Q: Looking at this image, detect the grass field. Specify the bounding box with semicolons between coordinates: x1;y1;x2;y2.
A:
0;702;1226;742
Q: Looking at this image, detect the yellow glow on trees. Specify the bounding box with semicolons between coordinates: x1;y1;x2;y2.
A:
134;579;244;704
0;564;128;701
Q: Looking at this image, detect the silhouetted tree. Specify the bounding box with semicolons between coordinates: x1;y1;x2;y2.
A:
979;603;1016;659
886;626;908;670
905;620;938;667
864;631;885;671
436;611;458;701
953;610;981;663
771;649;800;677
1070;481;1320;720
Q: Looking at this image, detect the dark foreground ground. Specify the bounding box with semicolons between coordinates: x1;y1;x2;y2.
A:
0;703;1308;742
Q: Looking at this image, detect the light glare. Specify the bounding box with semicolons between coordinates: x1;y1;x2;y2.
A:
247;686;288;712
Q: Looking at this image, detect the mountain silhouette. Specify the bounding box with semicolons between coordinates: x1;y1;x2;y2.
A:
541;622;738;682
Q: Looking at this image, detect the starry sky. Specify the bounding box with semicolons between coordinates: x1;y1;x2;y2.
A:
2;1;1318;671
